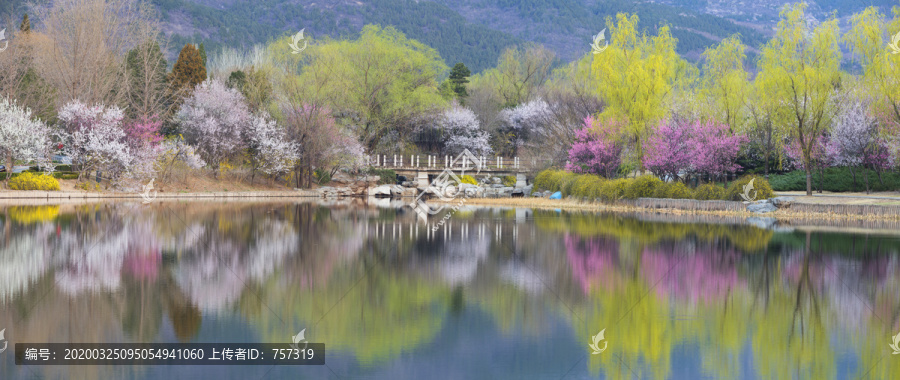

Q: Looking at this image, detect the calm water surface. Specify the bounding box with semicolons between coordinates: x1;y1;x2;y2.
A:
0;199;899;379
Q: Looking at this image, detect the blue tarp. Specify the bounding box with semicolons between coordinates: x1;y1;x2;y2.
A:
549;191;562;199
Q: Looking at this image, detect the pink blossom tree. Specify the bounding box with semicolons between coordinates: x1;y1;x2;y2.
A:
123;115;165;181
0;96;52;184
565;116;623;178
688;121;746;181
644;119;744;182
643;120;692;181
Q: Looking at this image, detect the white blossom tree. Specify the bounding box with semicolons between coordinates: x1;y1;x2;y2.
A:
57;100;133;180
497;98;551;156
176;79;253;173
247;115;300;178
438;106;492;156
0;96;52;182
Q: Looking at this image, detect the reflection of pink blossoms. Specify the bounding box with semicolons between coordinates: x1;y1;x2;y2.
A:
564;234;620;293
123;250;161;281
640;244;743;304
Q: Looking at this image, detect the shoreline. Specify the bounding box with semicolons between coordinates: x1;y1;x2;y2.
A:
438;197;900;223
3;189;900;223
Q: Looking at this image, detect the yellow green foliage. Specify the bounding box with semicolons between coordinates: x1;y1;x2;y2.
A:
624;175;663;199
559;172;581;196
535;170;565;193
76;182;102;191
502;175;516;187
571;175;605;199
459;175;478;185
599;179;629;202
694;183;727;200
726;175;775;201
9;173;61;191
653;182;694;199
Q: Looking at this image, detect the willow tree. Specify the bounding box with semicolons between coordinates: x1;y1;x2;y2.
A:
287;25;447;151
699;36;749;133
845;7;900;138
758;3;841;195
591;13;686;170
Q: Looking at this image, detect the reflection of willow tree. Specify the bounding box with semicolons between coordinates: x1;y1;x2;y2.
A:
535;211;773;252
578;276;678;380
749;235;835;379
252;258;452;364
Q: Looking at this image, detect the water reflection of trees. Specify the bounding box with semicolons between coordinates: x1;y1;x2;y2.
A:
2;203;900;378
554;210;900;379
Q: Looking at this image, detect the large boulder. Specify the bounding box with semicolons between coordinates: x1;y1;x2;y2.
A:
371;185;394;197
770;196;794;209
747;200;777;214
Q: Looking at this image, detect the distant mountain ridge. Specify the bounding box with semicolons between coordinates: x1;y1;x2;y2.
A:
2;0;895;72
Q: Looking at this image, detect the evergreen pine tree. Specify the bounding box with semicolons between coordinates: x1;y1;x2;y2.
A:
448;62;471;100
198;42;208;71
19;14;30;33
169;43;207;93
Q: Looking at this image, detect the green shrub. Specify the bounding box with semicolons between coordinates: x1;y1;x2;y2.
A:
571;174;604;198
459;175;478;185
534;169;569;192
769;167;900;192
666;182;694;199
55;165;73;172
726;175;776;201
367;168;396;185
52;172;79;180
599;179;629;202
502;175;516;187
694;183;727;200
559;172;580;196
313;168;332;184
9;173;61;191
623;175;662;199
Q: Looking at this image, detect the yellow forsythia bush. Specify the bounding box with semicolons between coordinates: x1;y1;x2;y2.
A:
9;173;61;191
459;175;479;185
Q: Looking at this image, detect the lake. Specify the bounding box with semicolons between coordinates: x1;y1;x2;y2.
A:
0;199;899;379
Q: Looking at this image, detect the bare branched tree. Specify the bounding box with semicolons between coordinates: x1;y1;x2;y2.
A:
32;0;159;108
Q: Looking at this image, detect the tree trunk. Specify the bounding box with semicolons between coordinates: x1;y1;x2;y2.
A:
864;169;870;194
5;154;13;189
818;166;824;194
805;169;812;196
849;166;857;185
